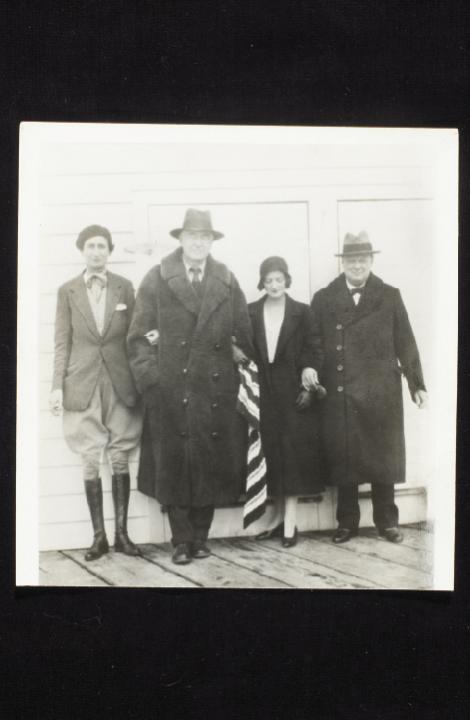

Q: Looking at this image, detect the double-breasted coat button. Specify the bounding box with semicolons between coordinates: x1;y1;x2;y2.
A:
182;397;189;406
211;401;218;409
182;368;188;375
337;364;344;371
214;343;221;350
181;340;187;347
336;323;343;330
212;372;220;381
337;386;344;392
179;431;187;438
336;344;343;351
211;431;219;439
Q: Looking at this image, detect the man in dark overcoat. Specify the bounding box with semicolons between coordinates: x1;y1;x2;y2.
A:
311;232;427;544
127;209;253;564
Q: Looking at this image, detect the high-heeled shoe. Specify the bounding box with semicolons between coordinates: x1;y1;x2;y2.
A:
255;522;284;541
282;527;298;548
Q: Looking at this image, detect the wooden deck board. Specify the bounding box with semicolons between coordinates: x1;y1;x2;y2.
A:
212;538;378;589
275;536;432;590
140;543;290;589
38;524;433;589
312;531;433;573
394;526;433;551
63;549;198;588
39;551;109;587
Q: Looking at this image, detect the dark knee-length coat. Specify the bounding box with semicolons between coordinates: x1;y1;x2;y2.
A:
310;272;426;487
127;247;253;507
248;295;325;498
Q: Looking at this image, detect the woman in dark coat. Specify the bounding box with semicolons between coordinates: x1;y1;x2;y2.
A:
249;257;325;546
49;224;142;561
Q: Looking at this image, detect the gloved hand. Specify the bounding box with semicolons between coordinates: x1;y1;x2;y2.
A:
295;389;312;411
232;343;249;366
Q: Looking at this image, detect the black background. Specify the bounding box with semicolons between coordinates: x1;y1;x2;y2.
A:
1;1;470;718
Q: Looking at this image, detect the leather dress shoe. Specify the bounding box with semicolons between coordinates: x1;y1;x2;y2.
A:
380;527;404;544
282;527;298;548
333;528;358;544
192;541;211;559
256;522;284;541
172;543;192;565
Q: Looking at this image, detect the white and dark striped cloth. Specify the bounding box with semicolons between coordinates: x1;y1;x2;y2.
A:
237;360;267;528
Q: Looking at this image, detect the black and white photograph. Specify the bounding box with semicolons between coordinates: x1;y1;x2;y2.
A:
16;123;457;590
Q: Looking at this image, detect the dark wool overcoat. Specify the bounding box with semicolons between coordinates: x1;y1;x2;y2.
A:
127;248;254;507
248;295;325;497
52;271;138;411
310;272;426;487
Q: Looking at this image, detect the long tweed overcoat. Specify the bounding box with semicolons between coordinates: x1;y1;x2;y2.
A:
52;271;137;411
310;273;426;487
127;248;254;507
248;295;325;497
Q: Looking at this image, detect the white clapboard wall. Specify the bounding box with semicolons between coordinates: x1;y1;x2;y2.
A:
38;141;434;550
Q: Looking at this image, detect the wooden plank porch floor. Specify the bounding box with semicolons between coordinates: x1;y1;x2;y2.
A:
39;524;433;590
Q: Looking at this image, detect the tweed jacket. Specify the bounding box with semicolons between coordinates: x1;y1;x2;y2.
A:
52;270;138;411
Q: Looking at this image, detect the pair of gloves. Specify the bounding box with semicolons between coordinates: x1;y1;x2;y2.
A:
295;384;327;411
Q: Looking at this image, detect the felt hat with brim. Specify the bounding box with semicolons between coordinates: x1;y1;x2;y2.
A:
335;231;380;257
170;208;224;240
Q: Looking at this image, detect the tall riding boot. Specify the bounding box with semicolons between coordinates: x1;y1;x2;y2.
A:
112;473;141;556
84;478;109;561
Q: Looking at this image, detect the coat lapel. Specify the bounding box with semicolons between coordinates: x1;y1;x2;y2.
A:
101;272;123;337
326;273;384;327
274;295;302;360
249;298;270;374
195;256;231;335
351;273;384;324
162;248;201;318
68;273;100;339
161;249;232;333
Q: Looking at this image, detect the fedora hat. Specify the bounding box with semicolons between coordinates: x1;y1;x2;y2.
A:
335;231;380;257
170;208;224;240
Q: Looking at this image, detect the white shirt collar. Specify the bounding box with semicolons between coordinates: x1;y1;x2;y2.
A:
84;269;108;284
183;258;206;279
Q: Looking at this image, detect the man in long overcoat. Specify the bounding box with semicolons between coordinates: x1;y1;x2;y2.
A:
311;232;427;544
127;209;253;564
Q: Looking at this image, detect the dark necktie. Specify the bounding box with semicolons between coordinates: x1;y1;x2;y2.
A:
349;287;363;297
190;266;203;298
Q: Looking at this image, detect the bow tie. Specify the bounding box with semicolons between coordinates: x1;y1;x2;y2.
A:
86;274;107;289
349;287;364;296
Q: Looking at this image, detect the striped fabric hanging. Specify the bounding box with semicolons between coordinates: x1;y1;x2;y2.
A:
236;360;267;528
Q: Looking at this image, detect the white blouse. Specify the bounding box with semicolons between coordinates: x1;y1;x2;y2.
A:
263;299;285;363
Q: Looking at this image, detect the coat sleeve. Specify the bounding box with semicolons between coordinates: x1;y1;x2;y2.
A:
309;291;325;377
125;278;136;319
393;289;426;397
298;304;324;374
230;275;254;359
127;269;160;393
51;285;72;392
